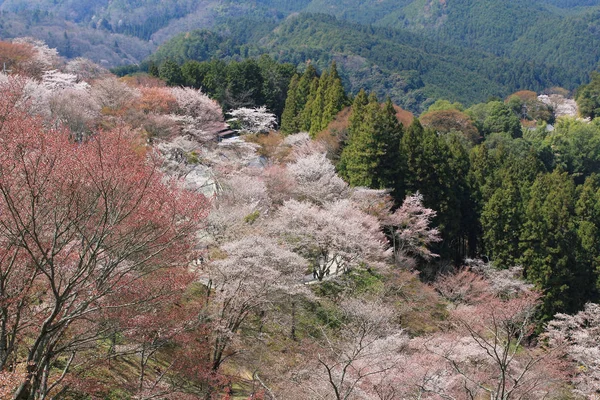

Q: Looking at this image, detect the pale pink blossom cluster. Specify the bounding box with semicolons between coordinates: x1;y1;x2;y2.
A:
545;303;600;399
228;106;277;133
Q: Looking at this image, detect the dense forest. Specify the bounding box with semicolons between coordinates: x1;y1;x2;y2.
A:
2;0;600;109
1;33;600;399
128;14;570;113
3;0;600;397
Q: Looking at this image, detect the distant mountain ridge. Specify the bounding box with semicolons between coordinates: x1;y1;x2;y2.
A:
1;0;600;109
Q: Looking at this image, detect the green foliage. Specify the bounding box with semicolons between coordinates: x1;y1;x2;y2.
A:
280;61;348;135
543;117;600;182
300;300;344;333
185;151;200;165
321;61;347;127
261;14;566;113
4;0;600;104
146;12;572;113
377;98;405;198
401;119;477;261
158;59;184;86
520;171;594;319
338;93;399;188
164;56;296;117
467;101;522;139
481;175;524;268
244;210;260;224
280;74;300;134
427;99;465;112
576;71;600;119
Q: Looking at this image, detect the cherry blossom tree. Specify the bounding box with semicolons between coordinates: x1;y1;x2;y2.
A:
271;199;390;280
284;131;328;159
228;106;277;134
465;258;533;298
0;41;37;77
48;88;100;139
11;38;59;78
385;192;442;263
64;58;108;81
0;87;209;399
91;76;140;113
434;268;492;306
103;268;222;399
40;70;89;92
207;171;271;244
349;188;394;221
137;86;179;115
424;283;566;400
0;74;52;118
286;152;349;205
203;236;308;373
308;299;407;400
262;164;296;206
545;303;600;398
171;87;223;124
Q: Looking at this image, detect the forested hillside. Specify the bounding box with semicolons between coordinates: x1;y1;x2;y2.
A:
2;37;600;399
2;0;600;108
144;14;571;113
3;1;600;397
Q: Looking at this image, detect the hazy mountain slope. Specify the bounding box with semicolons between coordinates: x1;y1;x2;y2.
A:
1;0;599;100
150;13;567;112
296;0;600;86
256;14;571;105
2;0;600;83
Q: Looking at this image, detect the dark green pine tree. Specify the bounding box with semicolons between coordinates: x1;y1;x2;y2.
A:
257;55;296;120
224;59;264;109
295;65;317;132
159;59;184;86
576;71;600;119
337;89;368;178
445;134;479;259
401;118;462;262
481;173;524;268
338;93;385;187
575;174;600;300
347;89;369;140
321;61;347;129
376;98;404;197
299;77;319;132
401;118;428;193
520;170;586;319
281;74;300;135
309;70;328;137
148;61;159;77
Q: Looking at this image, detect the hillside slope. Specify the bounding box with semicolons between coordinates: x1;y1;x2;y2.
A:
150;14;567;112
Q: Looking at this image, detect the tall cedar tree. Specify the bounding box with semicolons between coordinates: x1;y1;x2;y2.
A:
159;59;184;86
280;62;347;135
481;174;524;267
347;89;369;139
520;170;593;319
292;64;317;132
300;76;319;132
321;61;347;130
339;95;404;194
376;98;404;197
309;70;328;136
576;71;600;119
280;74;300;134
575;174;600;296
401;119;468;263
338;93;385;187
445;134;479;259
